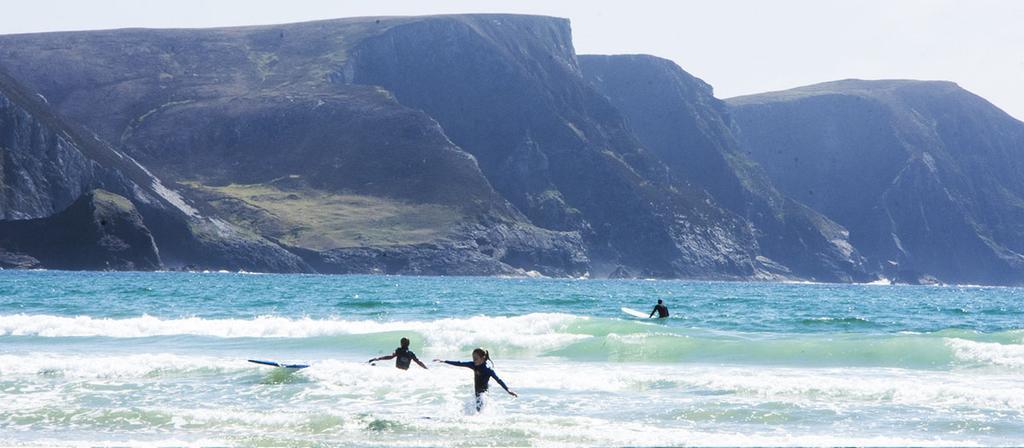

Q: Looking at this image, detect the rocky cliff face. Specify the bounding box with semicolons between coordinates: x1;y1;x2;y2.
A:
0;14;755;279
0;68;310;273
728;80;1024;285
1;71;121;220
580;55;868;282
344;15;763;278
0;15;587;276
4;15;1020;283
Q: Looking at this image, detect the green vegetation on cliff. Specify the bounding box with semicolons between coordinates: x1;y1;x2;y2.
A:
185;179;464;249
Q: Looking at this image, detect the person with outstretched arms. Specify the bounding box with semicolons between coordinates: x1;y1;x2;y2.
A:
368;337;428;370
435;347;517;411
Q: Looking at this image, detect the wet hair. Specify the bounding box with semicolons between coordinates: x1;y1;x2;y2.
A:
657;299;663;304
400;337;410;348
472;347;492;367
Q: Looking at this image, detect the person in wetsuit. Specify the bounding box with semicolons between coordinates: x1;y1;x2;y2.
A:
434;347;517;411
368;337;427;370
650;299;669;318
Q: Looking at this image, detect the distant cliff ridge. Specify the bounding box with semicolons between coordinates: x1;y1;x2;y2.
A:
1;15;1022;284
728;80;1024;285
580;55;868;282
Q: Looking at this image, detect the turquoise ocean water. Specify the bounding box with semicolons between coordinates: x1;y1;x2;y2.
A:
1;270;1022;446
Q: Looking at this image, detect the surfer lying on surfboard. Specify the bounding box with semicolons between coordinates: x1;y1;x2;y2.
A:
650;299;670;318
368;337;428;370
435;347;517;411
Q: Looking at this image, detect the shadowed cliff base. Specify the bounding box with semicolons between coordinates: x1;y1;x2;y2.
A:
0;189;161;270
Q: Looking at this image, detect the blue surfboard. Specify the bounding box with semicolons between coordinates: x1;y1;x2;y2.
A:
248;359;309;369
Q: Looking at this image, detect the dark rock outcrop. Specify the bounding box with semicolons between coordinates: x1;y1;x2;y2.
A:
0;250;41;269
580;55;869;282
607;266;633;279
728;80;1024;285
0;189;160;270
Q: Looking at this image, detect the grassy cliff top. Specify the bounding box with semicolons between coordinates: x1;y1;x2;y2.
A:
726;79;960;106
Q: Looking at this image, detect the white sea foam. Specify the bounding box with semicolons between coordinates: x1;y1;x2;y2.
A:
0;438;231;448
0;312;589;355
682;365;1024;412
4;352;1021;413
0;353;236;378
947;337;1024;368
0;431;978;448
0;312;572;336
1;356;1011;446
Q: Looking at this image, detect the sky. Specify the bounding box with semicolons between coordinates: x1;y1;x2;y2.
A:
2;0;1023;120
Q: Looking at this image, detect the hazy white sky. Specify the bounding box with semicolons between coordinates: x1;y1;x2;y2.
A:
2;0;1022;120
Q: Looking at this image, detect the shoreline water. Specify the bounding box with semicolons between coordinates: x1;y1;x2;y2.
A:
2;270;1022;446
9;266;1021;289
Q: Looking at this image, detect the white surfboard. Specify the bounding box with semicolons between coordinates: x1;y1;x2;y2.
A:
621;307;650;319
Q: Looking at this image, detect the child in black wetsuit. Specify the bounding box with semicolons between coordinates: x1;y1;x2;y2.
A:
435;347;517;411
368;337;428;370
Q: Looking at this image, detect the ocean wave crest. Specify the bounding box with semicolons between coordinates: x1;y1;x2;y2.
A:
3;313;1022;369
